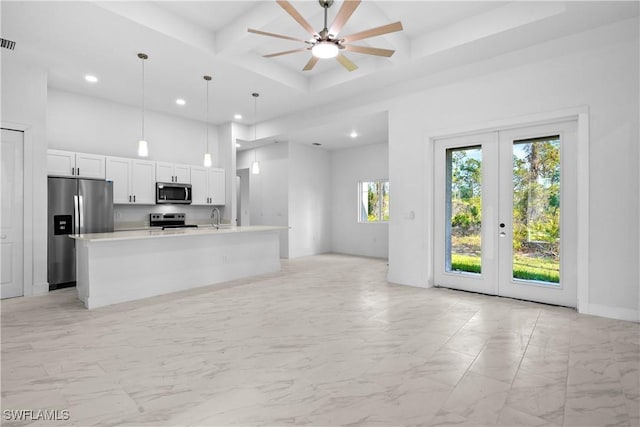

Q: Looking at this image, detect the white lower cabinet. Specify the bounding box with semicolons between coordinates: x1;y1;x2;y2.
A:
191;167;225;205
47;149;105;179
106;156;156;204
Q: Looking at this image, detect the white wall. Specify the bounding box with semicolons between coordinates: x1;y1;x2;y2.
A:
48;89;219;166
331;143;389;259
237;143;289;257
288;143;331;258
1;59;49;295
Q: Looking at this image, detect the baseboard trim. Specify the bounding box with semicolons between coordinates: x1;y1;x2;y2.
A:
32;282;49;296
581;303;639;323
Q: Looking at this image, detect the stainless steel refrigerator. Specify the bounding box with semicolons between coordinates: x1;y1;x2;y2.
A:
47;177;113;288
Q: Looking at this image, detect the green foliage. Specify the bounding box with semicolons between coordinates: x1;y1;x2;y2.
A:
451;253;559;283
512;139;560;255
363;180;389;222
451;254;482;273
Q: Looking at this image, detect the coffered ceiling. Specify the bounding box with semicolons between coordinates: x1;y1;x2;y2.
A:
1;1;638;147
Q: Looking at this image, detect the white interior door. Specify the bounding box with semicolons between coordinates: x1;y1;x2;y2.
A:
1;129;24;299
434;121;577;308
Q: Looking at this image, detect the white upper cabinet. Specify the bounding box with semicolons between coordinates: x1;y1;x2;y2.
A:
155;162;174;183
174;164;190;184
47;149;105;179
131;160;156;204
191;166;225;206
49;148;224;206
106;156;155;204
105;157;131;204
210;168;226;205
190;167;208;205
155;162;190;184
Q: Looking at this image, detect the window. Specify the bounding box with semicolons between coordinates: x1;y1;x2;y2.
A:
359;180;389;222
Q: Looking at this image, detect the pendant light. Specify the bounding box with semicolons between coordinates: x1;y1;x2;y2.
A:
137;53;149;157
251;92;260;175
203;75;212;167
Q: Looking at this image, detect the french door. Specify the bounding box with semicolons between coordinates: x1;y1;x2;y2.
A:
434;121;577;307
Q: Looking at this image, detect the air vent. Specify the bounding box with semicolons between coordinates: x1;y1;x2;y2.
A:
1;38;16;50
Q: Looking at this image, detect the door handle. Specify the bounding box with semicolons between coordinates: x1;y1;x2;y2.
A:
133;195;136;203
74;195;80;234
78;195;84;233
77;168;80;176
129;195;132;202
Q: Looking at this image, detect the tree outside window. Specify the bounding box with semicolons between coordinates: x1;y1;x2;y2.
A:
359;180;389;222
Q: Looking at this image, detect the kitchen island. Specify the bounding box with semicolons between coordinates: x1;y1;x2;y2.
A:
70;226;286;309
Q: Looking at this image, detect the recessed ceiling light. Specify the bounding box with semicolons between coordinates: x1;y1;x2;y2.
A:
234;114;243;120
235;143;241;148
176;99;186;106
350;131;358;138
84;75;98;83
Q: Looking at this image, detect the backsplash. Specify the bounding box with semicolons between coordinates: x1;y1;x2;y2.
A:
114;204;227;229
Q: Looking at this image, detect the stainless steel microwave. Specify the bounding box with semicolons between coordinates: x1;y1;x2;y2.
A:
156;182;192;204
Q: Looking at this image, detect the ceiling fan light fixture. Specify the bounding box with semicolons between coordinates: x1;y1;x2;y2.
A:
312;41;339;59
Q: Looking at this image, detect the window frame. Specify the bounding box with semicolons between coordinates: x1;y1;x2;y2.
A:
357;179;389;223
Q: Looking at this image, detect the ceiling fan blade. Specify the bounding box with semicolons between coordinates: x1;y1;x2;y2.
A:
328;0;360;37
263;47;309;58
344;44;395;57
248;28;308;43
302;56;320;71
336;53;358;72
342;21;403;43
276;0;318;37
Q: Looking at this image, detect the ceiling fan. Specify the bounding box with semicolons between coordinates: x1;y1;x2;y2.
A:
248;0;403;72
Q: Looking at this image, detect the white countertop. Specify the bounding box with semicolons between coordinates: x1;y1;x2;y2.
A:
70;225;288;243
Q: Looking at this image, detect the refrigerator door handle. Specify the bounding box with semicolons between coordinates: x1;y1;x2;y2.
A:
78;195;85;233
73;195;80;234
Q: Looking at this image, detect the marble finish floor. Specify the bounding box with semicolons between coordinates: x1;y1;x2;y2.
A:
1;254;638;426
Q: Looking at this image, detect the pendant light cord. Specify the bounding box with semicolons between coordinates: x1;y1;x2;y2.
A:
141;57;145;140
206;79;209;153
254;95;257;141
253;92;259;162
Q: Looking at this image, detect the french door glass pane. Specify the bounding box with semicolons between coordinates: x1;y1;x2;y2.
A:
512;136;560;284
446;146;482;274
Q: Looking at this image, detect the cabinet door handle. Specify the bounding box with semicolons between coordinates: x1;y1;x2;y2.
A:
133;195;136;203
77;168;80;176
129;195;132;202
72;167;75;175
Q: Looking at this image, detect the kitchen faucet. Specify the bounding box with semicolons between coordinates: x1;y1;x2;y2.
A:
210;207;220;229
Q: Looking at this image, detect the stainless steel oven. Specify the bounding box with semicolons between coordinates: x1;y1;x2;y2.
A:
156;182;192;204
